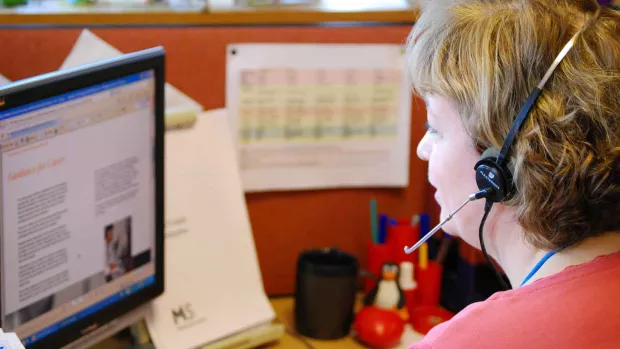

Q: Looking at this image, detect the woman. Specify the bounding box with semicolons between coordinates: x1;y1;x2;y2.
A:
407;0;620;348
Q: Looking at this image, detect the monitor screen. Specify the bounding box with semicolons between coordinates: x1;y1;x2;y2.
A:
0;48;165;348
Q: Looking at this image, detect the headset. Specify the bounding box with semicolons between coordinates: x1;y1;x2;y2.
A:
473;30;583;289
405;28;585;290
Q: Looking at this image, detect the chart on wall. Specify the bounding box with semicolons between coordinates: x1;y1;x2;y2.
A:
226;44;412;192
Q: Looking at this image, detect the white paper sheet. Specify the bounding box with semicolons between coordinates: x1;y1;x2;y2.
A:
0;73;11;86
144;109;275;349
0;330;25;349
225;43;411;192
61;29;203;113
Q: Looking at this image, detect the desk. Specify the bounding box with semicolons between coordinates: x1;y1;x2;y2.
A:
265;296;424;349
91;296;424;349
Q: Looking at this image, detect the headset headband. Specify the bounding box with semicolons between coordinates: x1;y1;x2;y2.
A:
495;30;582;167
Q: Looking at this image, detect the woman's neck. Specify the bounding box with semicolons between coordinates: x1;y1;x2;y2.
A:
489;213;620;288
528;232;620;285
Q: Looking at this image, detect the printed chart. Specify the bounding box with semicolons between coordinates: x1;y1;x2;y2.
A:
226;44;411;192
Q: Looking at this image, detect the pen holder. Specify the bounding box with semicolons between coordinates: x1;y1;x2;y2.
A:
294;247;359;339
364;241;393;293
415;261;443;306
385;224;418;266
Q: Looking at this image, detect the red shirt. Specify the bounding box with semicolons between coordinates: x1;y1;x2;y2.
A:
409;251;620;349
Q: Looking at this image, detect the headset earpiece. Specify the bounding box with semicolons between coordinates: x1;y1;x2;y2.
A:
474;147;514;203
479;147;501;161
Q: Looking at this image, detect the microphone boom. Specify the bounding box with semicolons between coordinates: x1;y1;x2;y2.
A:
403;189;490;254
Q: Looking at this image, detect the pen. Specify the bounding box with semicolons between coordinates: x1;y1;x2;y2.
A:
378;214;388;244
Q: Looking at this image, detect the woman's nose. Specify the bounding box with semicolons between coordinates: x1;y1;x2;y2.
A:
417;133;431;161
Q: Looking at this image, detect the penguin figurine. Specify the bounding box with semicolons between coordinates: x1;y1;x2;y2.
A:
364;262;409;321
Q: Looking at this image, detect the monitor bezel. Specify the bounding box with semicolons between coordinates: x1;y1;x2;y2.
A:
0;47;165;349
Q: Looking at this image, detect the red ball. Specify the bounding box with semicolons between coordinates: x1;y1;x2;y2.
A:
354;306;405;348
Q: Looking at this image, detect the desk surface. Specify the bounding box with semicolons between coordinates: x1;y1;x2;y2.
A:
266;296;424;349
90;296;424;349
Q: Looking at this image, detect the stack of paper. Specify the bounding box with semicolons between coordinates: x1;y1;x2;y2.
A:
60;29;203;114
144;109;275;349
0;73;10;86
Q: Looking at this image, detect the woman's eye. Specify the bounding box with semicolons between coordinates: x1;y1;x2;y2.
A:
424;122;439;135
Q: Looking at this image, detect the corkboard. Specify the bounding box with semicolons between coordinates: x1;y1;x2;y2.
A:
0;25;435;295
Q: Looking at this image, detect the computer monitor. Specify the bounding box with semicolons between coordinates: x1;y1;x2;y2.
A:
0;47;165;349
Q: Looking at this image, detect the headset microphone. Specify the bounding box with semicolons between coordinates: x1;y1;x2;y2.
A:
403;188;492;254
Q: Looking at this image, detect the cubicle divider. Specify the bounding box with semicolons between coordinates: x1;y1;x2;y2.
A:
0;24;436;295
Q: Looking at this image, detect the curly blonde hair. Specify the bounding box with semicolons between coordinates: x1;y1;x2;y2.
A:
406;0;620;250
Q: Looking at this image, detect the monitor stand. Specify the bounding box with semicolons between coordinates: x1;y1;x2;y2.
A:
60;304;151;349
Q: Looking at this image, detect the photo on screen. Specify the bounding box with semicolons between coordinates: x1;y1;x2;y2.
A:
104;216;133;282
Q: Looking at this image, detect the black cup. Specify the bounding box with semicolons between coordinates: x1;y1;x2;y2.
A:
294;247;359;339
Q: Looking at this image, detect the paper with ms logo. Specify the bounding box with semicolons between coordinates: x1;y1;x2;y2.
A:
0;330;26;349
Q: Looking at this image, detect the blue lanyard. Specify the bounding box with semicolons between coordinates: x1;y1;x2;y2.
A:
520;250;558;287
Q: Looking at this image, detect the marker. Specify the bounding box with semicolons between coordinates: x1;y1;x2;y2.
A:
419;243;428;270
436;235;453;265
411;214;420;226
419;213;430;240
370;198;378;244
